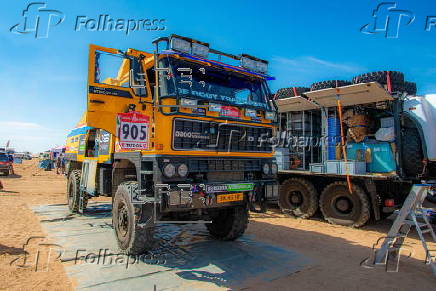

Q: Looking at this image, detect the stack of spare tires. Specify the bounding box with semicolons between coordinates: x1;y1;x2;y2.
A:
275;87;310;99
307;71;417;95
274;71;417;98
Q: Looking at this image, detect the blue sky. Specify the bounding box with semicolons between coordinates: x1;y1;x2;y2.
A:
0;0;435;153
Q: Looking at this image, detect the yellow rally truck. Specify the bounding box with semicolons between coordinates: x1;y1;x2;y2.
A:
65;35;278;254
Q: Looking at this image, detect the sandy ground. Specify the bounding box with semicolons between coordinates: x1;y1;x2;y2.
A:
0;160;435;290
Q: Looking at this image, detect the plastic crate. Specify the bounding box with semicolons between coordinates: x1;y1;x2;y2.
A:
309;163;325;173
339;161;366;175
326;160;341;174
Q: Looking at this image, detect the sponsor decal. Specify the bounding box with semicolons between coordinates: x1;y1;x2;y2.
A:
205;183;254;193
220;106;240;118
89;86;132;98
174;130;210;140
191;107;206;115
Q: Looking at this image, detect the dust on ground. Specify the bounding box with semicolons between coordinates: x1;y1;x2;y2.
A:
0;160;435;290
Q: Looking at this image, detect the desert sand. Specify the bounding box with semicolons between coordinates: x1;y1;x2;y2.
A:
0;160;435;290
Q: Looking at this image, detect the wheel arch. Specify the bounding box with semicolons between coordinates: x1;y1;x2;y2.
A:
112;152;142;197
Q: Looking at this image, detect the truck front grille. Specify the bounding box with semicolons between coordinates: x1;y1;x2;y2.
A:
172;118;273;153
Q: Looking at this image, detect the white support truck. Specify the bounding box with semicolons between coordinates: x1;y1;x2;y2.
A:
267;72;436;227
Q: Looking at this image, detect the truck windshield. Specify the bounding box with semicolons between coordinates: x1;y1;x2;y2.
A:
159;58;271;110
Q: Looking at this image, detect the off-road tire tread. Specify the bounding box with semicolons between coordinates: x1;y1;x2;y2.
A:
279;178;318;219
206;206;249;241
113;181;154;255
401;128;423;178
319;182;370;227
276;87;310;99
310;80;352;91
67;170;88;212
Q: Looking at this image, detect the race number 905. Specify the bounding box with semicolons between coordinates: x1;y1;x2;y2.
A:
121;123;147;141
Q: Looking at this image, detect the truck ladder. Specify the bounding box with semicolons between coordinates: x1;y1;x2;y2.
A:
373;184;436;275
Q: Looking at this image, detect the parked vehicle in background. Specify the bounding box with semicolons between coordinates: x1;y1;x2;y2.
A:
270;71;436;227
0;153;13;176
23;152;32;160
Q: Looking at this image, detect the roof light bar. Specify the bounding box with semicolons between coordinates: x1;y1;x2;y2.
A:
169;35;210;58
240;54;268;74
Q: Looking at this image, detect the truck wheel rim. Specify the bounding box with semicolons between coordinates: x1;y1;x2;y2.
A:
335;197;353;214
117;203;129;237
289;191;303;206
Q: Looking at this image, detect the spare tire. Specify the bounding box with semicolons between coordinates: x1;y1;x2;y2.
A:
352;71;404;92
401;127;424;178
310;80;351;91
403;81;417;95
276;87;310;99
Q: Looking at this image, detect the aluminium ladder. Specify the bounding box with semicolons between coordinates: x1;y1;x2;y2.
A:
373;184;436;275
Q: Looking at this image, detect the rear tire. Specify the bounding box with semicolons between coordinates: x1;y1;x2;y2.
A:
279;178;318;218
206;206;249;240
319;182;370;227
67;170;87;212
113;181;154;254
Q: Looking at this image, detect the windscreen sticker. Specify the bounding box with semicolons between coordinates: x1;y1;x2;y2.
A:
220;106;240;118
116;111;150;150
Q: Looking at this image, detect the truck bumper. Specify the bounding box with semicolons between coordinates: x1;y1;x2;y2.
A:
157;180;278;212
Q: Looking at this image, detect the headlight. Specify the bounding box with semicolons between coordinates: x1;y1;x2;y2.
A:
192;42;209;58
265;111;276;120
271;163;278;174
163;163;176;178
170;36;191;54
240;55;268;74
177;163;188;178
263;163;270;175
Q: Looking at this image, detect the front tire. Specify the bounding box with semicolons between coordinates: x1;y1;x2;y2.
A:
319;182;370;227
279;178;318;218
206;206;248;240
112;181;154;254
67;170;87;212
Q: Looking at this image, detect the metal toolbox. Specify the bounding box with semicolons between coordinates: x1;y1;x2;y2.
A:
309;163;325;173
339;161;366;175
325;160;341;174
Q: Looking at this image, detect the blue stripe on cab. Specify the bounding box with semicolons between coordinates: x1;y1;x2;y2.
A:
67;126;93;137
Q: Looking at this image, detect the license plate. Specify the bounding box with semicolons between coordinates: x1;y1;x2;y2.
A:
217;193;244;203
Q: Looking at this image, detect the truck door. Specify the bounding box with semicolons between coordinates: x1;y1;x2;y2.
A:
86;45;153;136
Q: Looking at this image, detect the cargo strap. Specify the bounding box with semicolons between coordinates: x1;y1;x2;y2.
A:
386;71;392;93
